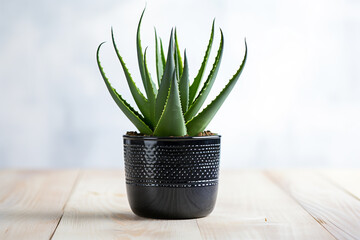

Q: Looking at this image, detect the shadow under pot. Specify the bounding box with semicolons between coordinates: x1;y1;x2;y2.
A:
123;135;221;219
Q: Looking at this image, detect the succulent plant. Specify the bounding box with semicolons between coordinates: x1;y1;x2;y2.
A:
96;9;247;136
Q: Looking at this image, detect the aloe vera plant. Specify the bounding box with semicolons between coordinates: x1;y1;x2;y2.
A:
96;9;247;136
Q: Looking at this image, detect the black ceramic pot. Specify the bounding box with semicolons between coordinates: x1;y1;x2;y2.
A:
123;135;221;219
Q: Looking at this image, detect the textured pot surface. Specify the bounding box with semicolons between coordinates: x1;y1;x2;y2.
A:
123;135;221;219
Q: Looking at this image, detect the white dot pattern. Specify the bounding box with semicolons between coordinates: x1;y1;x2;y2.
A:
124;139;221;188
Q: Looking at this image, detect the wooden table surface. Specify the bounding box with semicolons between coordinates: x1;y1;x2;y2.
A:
0;170;359;240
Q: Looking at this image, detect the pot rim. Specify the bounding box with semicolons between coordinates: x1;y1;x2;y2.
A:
123;134;221;141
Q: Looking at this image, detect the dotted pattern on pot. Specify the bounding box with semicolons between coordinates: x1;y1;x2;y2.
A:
124;142;220;188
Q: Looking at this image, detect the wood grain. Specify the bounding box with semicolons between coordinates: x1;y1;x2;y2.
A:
2;170;360;239
267;170;360;240
319;169;360;200
196;170;334;239
0;170;78;240
52;170;202;240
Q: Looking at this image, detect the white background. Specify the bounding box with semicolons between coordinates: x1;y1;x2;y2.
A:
1;0;359;168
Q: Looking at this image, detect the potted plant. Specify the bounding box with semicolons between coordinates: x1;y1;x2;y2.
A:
96;9;247;219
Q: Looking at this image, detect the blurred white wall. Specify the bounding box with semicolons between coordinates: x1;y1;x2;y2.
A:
0;0;359;168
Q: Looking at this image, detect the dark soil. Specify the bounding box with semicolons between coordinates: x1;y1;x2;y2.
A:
195;130;217;136
126;130;217;137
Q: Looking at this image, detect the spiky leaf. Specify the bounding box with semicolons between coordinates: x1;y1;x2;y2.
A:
186;41;247;136
160;38;166;67
154;71;187;136
155;30;175;122
137;8;157;100
154;29;164;87
144;48;156;126
188;20;215;104
143;47;157;97
179;50;189;113
184;30;224;122
136;8;147;91
174;29;183;77
97;43;152;135
111;29;152;127
174;43;180;80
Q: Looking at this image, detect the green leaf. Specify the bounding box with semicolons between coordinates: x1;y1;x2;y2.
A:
111;29;152;127
154;28;164;87
153;70;187;136
144;48;156;126
174;29;183;77
136;8;149;94
179;50;189;113
188;19;215;104
186;40;247;136
144;48;157;97
96;43;153;135
160;38;166;68
184;29;224;122
155;29;175;123
174;44;180;81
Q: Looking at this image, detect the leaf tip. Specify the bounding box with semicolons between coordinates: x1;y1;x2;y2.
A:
138;6;146;32
142;4;147;14
219;28;224;42
97;42;106;53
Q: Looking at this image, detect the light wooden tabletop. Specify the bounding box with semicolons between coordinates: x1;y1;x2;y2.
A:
0;170;359;240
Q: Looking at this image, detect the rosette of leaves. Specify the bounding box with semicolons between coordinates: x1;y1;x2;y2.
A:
96;9;247;136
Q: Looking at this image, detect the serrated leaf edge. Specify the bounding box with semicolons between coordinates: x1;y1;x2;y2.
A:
186;41;247;135
97;43;153;134
153;70;187;136
184;29;224;121
188;19;215;104
111;29;151;119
